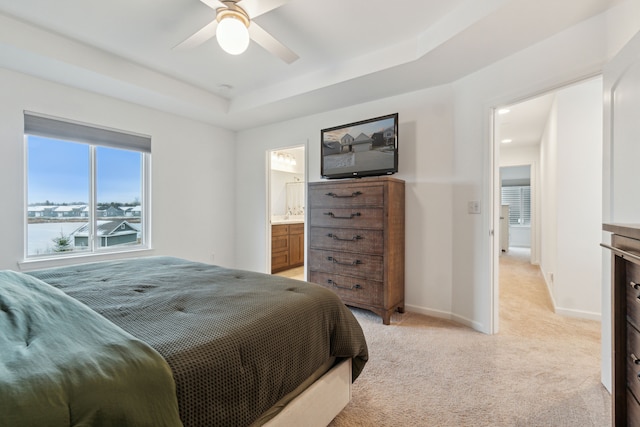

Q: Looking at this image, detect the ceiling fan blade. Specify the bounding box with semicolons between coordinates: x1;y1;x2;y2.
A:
240;0;289;18
248;22;298;64
174;20;219;50
199;0;225;11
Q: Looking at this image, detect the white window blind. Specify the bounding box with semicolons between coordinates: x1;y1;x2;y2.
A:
501;186;531;226
24;112;151;152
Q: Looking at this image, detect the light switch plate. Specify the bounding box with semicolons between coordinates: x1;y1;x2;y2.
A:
468;201;481;214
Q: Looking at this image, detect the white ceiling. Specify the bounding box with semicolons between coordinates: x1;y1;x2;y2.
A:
496;93;556;147
0;0;623;130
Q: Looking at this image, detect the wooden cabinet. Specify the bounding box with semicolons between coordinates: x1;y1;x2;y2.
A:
271;224;290;273
271;223;304;273
603;224;640;426
289;223;305;266
307;177;405;325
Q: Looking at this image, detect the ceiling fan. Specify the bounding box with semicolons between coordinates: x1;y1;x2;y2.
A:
175;0;299;63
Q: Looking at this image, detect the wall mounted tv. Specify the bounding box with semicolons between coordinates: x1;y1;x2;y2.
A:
321;113;398;179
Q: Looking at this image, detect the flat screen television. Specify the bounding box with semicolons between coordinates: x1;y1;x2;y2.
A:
321;113;398;179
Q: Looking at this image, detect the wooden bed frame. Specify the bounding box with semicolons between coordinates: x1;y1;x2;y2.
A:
264;358;352;426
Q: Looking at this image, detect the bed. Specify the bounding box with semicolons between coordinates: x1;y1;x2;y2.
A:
0;256;368;426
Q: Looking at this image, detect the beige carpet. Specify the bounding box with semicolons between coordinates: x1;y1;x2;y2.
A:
329;248;610;426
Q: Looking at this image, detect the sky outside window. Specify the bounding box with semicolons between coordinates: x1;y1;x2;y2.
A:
97;146;142;205
28;136;142;204
28;136;89;204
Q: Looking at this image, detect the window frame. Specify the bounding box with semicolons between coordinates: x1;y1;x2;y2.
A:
22;112;152;263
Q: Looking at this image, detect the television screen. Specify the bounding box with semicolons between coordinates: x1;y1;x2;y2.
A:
321;113;398;179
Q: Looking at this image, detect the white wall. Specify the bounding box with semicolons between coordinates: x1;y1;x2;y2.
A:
0;68;237;271
538;79;603;320
555;79;603;318
236;85;456;320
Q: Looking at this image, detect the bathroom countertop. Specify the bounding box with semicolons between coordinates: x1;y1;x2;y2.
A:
271;216;304;225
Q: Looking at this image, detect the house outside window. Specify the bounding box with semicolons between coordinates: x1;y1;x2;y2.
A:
24;112;150;258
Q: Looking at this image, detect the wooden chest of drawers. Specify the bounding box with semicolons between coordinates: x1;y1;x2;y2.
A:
307;177;405;324
603;224;640;426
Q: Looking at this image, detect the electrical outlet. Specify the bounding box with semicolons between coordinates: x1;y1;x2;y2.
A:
468;201;481;214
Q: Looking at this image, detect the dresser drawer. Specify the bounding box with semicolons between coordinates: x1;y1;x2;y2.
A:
309;227;383;255
310;207;383;229
628;323;640;402
308;184;383;208
272;224;289;236
271;251;290;272
289;223;304;234
308;249;383;281
627;262;640;328
309;271;383;307
272;234;289;252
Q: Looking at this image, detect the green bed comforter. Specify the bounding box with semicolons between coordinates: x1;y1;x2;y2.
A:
27;257;368;427
0;270;182;427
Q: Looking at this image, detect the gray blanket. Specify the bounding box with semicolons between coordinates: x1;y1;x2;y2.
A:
28;257;368;426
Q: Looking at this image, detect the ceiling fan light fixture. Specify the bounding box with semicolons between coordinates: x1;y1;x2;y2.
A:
216;8;250;55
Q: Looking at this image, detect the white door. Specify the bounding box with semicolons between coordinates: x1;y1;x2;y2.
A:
601;30;640;393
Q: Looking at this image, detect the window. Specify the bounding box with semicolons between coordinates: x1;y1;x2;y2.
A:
501;186;531;226
25;112;150;258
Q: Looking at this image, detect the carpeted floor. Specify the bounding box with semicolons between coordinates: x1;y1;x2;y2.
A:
329;248;610;426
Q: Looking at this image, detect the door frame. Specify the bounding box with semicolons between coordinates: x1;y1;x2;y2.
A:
265;143;308;276
489;76;599;334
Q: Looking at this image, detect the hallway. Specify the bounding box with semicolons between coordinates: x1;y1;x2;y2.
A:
499;247;600;340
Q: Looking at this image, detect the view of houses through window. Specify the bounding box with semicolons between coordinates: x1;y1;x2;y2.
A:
26;134;146;257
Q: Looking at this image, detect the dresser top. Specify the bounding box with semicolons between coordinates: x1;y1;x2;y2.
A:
603;223;640;240
310;176;405;186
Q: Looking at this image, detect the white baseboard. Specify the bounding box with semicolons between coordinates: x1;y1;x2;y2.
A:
404;305;487;333
403;304;451;320
554;307;601;321
539;266;601;322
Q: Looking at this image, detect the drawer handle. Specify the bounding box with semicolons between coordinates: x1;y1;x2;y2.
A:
328;256;362;266
323;212;361;219
325;191;363;198
327;233;363;242
327;279;362;290
631;281;640;290
631;354;640;365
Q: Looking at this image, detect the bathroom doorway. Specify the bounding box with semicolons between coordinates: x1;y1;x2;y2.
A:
267;145;306;280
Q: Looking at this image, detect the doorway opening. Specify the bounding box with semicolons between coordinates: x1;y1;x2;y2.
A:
491;76;603;334
500;165;533;261
267;145;306;280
